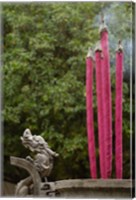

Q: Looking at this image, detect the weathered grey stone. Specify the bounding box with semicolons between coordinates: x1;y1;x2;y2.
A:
51;179;132;198
21;128;59;177
10;156;41;196
10;128;59;197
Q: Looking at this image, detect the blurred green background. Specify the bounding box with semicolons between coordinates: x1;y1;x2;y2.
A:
2;2;133;183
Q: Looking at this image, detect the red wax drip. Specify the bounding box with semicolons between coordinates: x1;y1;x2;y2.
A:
86;57;97;179
115;51;123;179
100;30;112;178
95;51;106;178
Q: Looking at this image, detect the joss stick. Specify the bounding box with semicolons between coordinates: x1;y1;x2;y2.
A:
95;45;106;178
115;41;123;179
86;48;97;178
100;18;112;178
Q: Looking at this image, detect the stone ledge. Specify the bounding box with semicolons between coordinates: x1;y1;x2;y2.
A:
54;179;132;189
49;179;132;198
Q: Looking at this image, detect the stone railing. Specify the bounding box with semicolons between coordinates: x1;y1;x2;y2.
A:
10;156;132;198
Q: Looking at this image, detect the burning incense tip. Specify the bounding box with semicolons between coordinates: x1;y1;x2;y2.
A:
86;47;94;58
116;40;123;52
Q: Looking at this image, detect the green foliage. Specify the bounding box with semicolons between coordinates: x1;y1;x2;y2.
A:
2;2;132;182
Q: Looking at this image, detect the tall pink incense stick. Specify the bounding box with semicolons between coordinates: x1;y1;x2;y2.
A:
95;44;106;178
100;18;112;178
86;48;97;178
115;41;123;179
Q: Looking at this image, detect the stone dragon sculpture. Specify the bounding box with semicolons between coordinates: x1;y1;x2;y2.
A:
15;128;59;196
